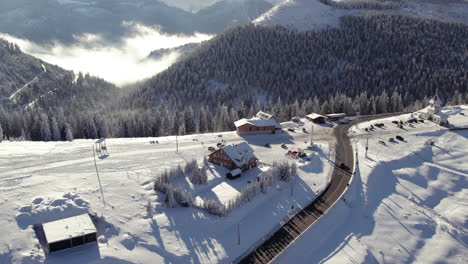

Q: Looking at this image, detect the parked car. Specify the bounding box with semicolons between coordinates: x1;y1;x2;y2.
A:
302;128;307;132
208;146;216;151
389;138;395;143
378;141;386;146
392;120;399;124
460;113;465;116
288;128;295;132
396;136;405;141
264;143;271;148
281;144;287;149
365;128;369;132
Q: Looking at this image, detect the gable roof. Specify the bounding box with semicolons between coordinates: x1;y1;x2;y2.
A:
234;118;277;128
306;113;326;119
221;142;257;167
255;111;274;120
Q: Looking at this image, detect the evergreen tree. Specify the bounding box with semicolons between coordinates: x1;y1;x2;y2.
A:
146;200;153;218
184;106;196;134
166;187;177;208
40;113;51;141
65;123;74;141
51;117;61;141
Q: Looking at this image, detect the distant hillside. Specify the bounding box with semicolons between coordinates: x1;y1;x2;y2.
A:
127;13;467;112
148;43;201;60
0;38;119;111
197;0;274;33
254;0;468;30
0;0;273;44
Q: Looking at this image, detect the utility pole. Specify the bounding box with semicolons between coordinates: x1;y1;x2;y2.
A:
290;179;294;210
355;143;359;166
237;223;240;246
93;145;106;207
365;136;369;158
176;134;179;154
310;124;314;147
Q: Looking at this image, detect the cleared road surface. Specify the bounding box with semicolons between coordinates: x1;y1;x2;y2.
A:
237;114;399;264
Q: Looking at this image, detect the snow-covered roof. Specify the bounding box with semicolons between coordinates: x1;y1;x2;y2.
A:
418;106;433;114
234;118;277;128
255;111;274;120
306;113;326;119
326;113;346;118
230;168;242;176
221;142;257;167
429;93;443;107
43;214;96;244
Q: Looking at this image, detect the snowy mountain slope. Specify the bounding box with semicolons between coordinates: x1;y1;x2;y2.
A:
0;122;334;263
274;105;468;264
161;0;283;13
253;0;361;30
254;0;468;30
0;38;119;111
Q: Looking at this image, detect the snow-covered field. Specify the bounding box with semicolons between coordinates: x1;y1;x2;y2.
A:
274;105;468;264
0;122;334;263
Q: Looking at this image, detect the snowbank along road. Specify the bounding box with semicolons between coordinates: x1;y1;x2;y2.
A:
238;113;402;264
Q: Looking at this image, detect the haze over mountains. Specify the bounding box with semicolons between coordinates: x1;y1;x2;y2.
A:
0;0;274;85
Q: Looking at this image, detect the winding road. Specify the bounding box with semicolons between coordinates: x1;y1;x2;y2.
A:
237;114;400;264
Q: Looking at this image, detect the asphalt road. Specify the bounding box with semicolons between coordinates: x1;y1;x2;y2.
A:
237;114;400;264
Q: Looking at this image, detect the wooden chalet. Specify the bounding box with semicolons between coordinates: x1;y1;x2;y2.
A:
306;113;326;123
208;142;258;172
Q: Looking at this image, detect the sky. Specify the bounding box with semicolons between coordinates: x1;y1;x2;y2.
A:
0;21;213;86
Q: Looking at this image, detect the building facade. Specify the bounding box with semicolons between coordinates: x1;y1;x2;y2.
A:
234;119;277;135
208;142;258;171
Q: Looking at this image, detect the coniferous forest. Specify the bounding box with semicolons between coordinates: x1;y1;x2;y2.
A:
0;13;467;141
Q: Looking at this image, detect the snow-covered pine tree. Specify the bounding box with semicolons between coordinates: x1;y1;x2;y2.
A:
146;200;153;218
51;117;61;141
191;167;201;184
200;165;208;184
40;113;51;141
290;163;297;178
178;122;186;136
198;106;208;133
184;106;196;134
165;187;177;208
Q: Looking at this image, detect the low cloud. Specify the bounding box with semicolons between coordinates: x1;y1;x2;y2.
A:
0;21;213;86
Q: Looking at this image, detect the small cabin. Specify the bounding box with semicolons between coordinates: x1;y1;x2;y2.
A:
43;214;97;253
306;113;326;123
